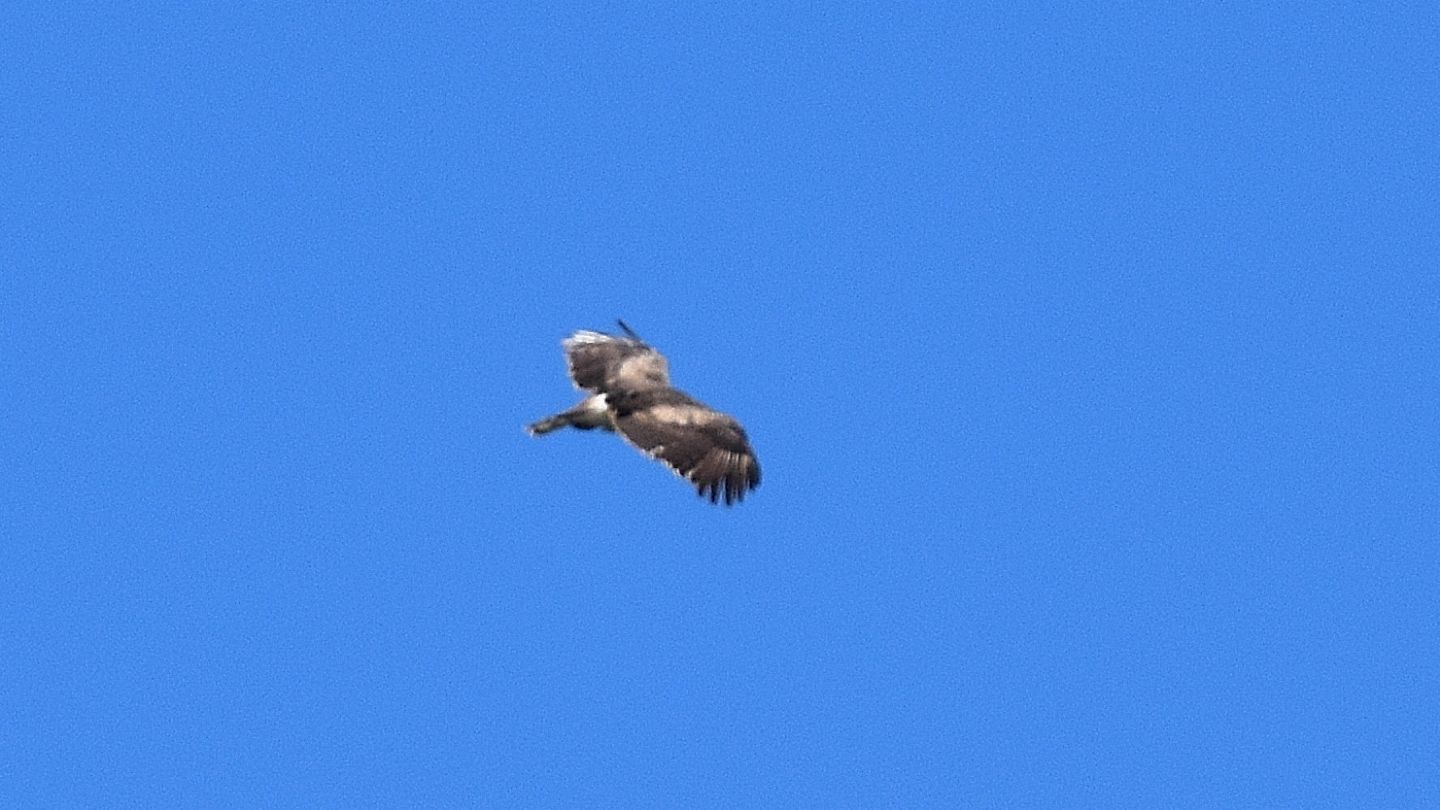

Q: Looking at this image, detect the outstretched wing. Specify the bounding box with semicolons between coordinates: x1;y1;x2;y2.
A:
563;326;669;393
611;390;761;505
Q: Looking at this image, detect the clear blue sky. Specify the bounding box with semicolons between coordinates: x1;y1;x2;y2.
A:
4;3;1437;806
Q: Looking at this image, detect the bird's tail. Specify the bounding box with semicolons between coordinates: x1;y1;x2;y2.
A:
526;413;570;436
526;395;612;436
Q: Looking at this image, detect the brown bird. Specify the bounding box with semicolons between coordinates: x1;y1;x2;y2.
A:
527;321;761;505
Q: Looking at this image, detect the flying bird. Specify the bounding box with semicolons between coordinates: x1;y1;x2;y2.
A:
527;321;761;505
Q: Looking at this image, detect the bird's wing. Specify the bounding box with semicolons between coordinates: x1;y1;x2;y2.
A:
612;394;761;505
563;330;669;393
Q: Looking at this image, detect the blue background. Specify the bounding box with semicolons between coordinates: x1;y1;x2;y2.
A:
5;3;1437;806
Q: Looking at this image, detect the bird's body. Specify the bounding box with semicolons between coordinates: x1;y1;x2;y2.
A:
527;322;761;505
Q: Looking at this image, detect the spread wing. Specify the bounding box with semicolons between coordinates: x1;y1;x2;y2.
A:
563;327;669;393
611;392;761;505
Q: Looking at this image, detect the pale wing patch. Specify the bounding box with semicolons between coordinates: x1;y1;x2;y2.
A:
563;331;614;347
645;403;714;426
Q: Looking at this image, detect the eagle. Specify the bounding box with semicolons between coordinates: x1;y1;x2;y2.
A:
526;321;761;505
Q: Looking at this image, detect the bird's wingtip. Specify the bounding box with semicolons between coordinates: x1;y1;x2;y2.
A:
617;319;643;341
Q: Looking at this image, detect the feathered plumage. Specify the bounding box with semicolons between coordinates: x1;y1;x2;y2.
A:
527;321;761;505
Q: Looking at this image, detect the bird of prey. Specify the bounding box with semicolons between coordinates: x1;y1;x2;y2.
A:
527;321;761;505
